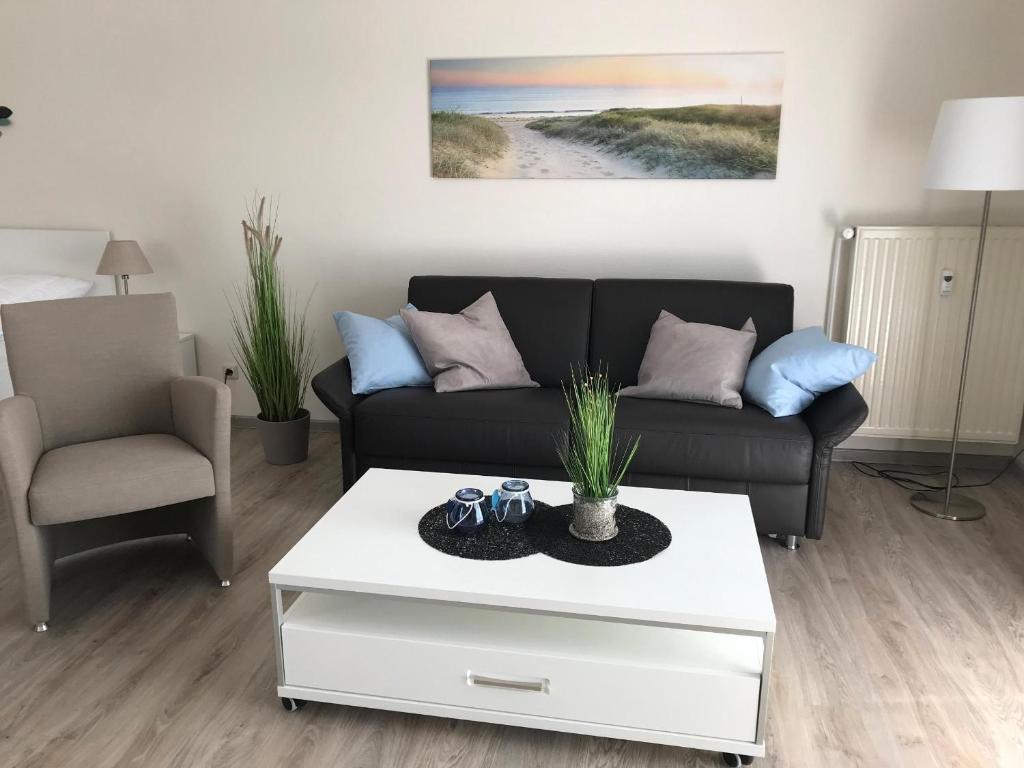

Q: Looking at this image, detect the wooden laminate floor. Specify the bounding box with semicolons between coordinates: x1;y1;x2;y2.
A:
1;429;1022;767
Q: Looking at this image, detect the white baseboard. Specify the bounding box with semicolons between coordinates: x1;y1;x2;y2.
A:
231;415;338;433
228;417;1021;468
832;448;1013;469
839;434;1020;456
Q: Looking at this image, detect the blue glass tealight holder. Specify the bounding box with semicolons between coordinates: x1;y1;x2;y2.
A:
491;480;534;525
446;488;488;535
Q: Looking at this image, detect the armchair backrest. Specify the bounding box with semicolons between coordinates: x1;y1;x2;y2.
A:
1;293;182;450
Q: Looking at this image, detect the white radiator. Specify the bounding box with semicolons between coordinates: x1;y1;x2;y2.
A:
835;226;1024;444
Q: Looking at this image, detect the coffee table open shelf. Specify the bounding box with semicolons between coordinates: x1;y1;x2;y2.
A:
270;469;776;765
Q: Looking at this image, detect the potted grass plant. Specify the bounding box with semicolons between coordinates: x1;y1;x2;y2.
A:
230;195;316;465
556;368;640;541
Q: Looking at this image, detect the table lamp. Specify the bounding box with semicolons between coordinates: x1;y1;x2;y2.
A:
916;96;1024;520
96;240;153;295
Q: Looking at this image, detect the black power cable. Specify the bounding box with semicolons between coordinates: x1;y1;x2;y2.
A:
851;445;1024;492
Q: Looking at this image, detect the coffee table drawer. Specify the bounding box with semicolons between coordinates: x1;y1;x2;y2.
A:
281;594;762;742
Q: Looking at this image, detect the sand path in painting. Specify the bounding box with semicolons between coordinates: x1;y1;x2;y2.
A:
479;117;667;179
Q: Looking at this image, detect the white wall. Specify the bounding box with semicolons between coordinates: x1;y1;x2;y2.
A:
2;0;1023;419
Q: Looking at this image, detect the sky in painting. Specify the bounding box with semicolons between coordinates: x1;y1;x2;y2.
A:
431;53;782;98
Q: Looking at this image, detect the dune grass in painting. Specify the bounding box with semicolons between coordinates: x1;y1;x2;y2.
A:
525;105;780;179
430;111;509;178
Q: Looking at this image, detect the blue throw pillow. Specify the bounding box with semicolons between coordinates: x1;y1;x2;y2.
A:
332;304;432;395
742;327;876;417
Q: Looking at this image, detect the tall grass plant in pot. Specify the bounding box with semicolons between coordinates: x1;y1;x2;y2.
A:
556;368;640;541
229;196;316;465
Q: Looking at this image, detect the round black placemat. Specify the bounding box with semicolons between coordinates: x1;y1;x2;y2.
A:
525;503;671;566
418;501;552;561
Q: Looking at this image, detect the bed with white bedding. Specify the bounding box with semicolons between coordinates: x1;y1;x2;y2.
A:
0;228;114;399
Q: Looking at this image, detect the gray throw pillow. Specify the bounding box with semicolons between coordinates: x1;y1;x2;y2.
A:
400;292;539;393
619;311;757;409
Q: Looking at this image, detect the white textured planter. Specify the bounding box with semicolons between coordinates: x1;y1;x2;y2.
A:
570;492;619;541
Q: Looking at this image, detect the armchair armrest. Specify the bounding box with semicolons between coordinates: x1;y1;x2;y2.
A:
0;396;55;624
171;376;233;581
311;357;366;491
0;396;44;526
801;383;869;539
171;377;231;487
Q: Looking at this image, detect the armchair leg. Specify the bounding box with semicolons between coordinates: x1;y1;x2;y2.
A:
784;535;801;550
15;524;54;629
187;496;233;583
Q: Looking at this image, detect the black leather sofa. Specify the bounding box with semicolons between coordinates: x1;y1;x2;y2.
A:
313;276;868;545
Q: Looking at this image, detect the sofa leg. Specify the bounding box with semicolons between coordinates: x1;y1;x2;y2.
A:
784;535;801;550
34;622;48;633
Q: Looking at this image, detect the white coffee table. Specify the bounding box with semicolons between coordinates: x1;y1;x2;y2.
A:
269;469;776;766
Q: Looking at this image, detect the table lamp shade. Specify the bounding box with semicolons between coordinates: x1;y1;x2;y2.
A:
96;240;153;276
924;96;1024;191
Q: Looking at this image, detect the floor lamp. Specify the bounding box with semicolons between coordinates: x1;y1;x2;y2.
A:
913;96;1024;521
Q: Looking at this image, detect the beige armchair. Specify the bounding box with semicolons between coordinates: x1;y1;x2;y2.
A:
0;293;232;631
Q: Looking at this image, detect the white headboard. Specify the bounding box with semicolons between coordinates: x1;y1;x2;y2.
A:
0;228;115;296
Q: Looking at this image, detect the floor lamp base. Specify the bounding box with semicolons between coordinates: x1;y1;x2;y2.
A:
910;491;986;521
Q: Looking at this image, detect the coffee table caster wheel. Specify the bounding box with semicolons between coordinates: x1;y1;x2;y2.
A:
280;697;306;712
721;755;754;767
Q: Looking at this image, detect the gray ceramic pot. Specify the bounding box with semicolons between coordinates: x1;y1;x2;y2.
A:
256;408;310;465
569;492;619;541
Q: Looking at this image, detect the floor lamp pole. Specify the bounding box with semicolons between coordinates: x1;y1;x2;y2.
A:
911;190;991;521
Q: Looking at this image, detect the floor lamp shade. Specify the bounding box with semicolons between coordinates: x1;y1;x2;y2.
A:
924;96;1024;191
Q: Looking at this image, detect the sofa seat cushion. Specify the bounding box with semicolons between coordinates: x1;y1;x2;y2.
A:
30;433;215;526
616;398;813;484
356;387;568;468
356;387;813;486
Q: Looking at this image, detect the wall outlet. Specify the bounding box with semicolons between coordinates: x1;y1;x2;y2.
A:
223;364;239;381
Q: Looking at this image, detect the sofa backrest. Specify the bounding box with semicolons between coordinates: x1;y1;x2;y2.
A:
408;276;593;387
589;279;794;387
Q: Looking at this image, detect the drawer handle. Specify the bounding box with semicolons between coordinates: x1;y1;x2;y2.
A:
467;672;549;694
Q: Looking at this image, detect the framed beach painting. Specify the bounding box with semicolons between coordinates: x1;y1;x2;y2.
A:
430;52;783;179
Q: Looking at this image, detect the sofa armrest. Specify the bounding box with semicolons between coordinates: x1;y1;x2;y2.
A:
802;383;869;448
171;376;232;492
801;383;869;539
0;396;44;528
311;357;366;491
311;357;364;421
